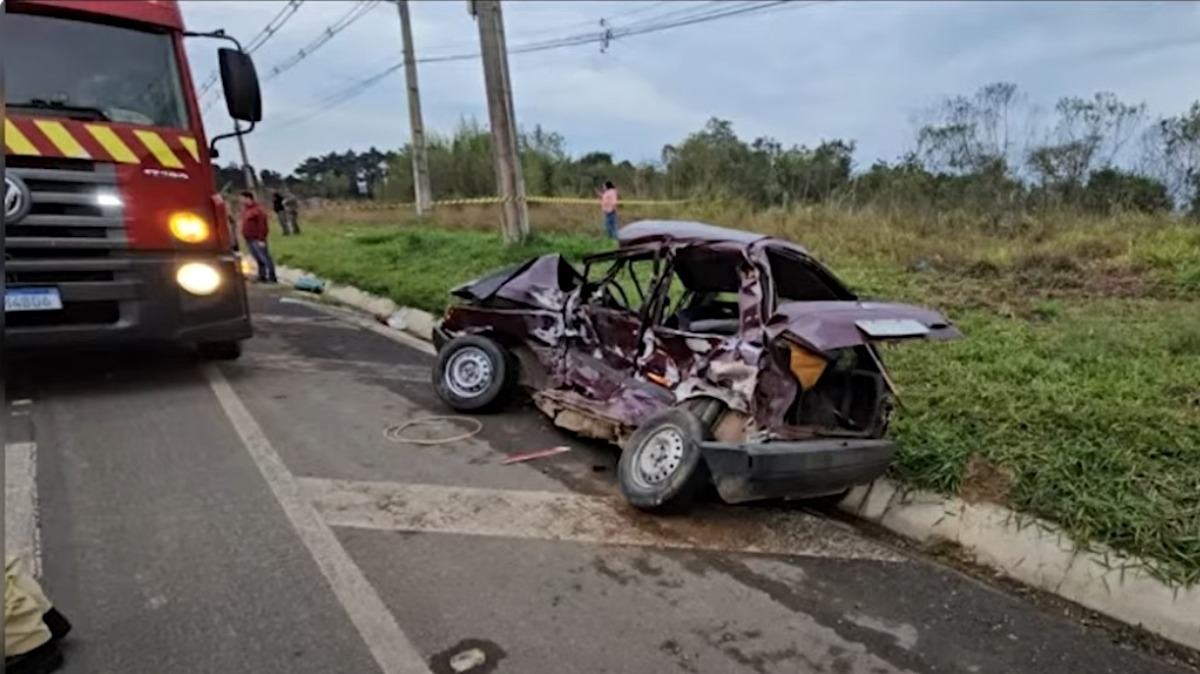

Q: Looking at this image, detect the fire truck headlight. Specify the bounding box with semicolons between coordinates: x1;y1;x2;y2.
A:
169;212;211;244
176;262;222;296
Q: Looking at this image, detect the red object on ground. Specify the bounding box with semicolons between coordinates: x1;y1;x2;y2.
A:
501;446;571;465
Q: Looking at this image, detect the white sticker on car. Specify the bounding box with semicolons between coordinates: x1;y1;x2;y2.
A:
855;318;930;338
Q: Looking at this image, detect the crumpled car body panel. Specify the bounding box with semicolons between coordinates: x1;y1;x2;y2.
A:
435;220;961;500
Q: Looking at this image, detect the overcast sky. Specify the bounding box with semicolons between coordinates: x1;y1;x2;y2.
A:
180;0;1200;175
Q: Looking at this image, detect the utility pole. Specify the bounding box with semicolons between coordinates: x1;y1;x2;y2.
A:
396;0;432;215
470;0;529;243
234;123;259;195
492;0;528;219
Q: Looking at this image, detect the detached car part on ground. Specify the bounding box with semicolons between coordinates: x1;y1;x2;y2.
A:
432;221;962;511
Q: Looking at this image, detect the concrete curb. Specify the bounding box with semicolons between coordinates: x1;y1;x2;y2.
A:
269;264;1200;654
276;266;438;342
840;480;1200;652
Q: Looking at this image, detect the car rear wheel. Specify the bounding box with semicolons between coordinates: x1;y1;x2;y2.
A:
618;408;709;512
433;334;513;412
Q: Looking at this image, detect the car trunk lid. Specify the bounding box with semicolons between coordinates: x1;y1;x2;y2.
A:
768;300;962;353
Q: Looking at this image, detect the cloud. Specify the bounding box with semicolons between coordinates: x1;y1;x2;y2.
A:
180;0;1200;174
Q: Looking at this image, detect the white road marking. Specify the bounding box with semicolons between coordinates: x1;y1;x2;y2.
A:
203;365;433;674
300;477;905;562
255;314;359;330
239;352;430;383
5;442;41;578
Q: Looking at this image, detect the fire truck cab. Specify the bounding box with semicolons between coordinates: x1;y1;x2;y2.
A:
3;0;262;359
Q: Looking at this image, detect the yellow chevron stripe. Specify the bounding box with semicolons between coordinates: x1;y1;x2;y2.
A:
133;130;183;168
84;125;139;164
4;119;40;156
179;136;200;163
34;120;91;159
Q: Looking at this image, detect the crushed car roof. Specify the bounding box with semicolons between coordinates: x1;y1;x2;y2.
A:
617;220;809;254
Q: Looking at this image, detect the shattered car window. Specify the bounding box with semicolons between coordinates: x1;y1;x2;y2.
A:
586;257;661;314
656;248;745;336
766;249;852;302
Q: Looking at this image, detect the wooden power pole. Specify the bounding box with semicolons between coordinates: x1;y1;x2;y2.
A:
234;124;260;195
396;0;432;215
470;0;529;243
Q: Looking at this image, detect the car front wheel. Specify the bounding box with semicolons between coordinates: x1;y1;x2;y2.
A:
618;408;709;512
433;334;512;412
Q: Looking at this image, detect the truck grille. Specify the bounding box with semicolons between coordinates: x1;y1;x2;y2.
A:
5;159;132;328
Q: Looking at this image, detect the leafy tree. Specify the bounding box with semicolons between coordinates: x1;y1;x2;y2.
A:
274;85;1192;223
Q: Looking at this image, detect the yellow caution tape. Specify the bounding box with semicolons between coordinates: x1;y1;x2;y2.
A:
330;196;692;210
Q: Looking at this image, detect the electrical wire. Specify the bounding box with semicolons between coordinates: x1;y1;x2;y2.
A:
204;0;380;115
263;1;382;83
424;0;688;55
197;0;307;98
271;0;816;130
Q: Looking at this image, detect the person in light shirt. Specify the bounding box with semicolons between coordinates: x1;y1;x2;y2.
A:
599;181;619;239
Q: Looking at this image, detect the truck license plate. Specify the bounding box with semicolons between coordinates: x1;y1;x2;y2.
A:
4;288;64;313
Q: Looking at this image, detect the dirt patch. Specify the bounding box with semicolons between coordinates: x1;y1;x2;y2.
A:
959;453;1016;505
1080;270;1150;298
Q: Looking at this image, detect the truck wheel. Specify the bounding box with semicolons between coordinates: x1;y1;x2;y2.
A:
433;334;513;412
618;408;710;512
198;340;243;361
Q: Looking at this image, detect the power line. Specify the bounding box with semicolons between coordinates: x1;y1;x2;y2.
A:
202;0;380;117
270;0;815;130
248;1;723;119
197;0;307;98
424;0;688;55
262;1;382;83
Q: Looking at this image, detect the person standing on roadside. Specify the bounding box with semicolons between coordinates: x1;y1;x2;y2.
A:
240;191;277;283
271;190;292;236
599;180;619;239
283;189;301;235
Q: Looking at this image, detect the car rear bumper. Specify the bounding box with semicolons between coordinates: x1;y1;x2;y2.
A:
699;437;896;504
5;253;253;350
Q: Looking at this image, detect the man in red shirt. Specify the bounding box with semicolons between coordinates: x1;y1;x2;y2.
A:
240;191;277;283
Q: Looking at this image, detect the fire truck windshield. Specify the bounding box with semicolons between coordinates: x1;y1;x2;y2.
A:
4;12;189;129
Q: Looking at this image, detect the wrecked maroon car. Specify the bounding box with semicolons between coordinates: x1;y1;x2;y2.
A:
432;220;961;511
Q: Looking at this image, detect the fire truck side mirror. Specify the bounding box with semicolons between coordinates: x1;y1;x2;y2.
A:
218;48;263;124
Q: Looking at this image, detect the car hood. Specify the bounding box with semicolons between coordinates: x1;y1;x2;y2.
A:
767;301;962;352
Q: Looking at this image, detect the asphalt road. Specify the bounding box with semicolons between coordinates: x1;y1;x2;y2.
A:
4;287;1194;674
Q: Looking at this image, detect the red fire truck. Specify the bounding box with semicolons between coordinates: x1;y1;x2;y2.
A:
3;0;262;359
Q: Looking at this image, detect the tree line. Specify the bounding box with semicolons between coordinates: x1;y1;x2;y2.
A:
216;83;1200;223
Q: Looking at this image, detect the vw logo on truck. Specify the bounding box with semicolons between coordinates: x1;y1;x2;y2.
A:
3;174;31;225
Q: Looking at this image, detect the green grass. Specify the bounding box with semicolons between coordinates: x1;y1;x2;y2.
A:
275;213;1200;586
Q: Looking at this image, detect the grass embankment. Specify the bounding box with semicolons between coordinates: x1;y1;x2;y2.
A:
275;202;1200;585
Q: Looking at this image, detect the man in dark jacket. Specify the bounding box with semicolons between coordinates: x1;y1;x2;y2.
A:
271;190;294;236
241;191;277;283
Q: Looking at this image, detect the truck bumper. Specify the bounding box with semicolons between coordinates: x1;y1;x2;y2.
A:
5;253;253;350
699;437;896;504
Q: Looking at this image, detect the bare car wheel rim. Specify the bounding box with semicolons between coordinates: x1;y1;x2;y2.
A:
444;347;494;399
631;426;686;488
